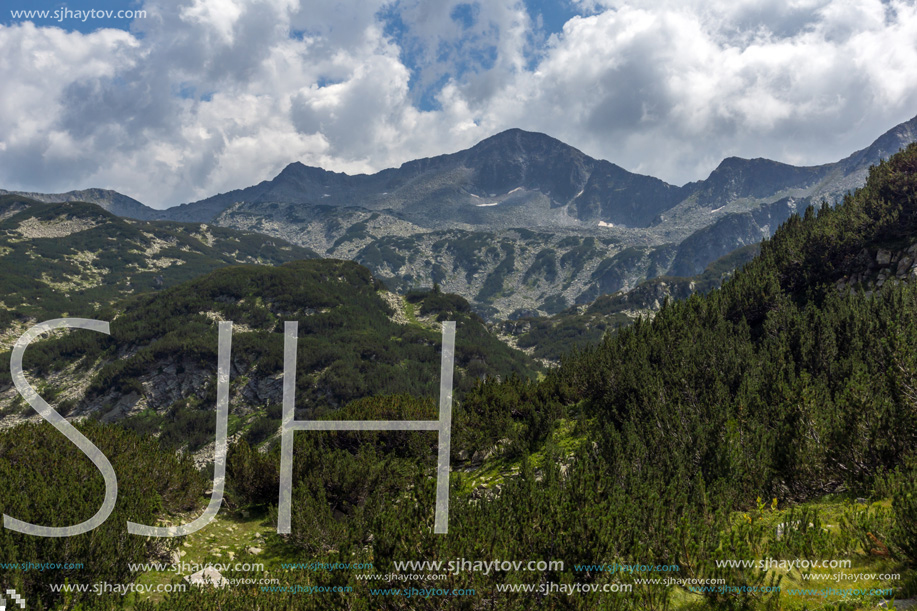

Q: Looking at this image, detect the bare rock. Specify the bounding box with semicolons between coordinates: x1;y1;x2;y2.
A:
471;449;492;464
880;600;917;610
185;567;228;588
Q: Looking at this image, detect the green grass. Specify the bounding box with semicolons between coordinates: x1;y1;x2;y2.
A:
453;417;589;495
666;494;913;610
403;299;418;324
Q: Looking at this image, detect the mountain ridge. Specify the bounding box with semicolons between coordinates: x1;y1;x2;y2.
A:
5;115;917;319
7;116;917;225
0;187;162;220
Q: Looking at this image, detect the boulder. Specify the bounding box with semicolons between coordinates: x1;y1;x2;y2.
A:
471;449;492;464
185;567;228;588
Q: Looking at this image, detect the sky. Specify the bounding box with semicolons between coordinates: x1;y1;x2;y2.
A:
1;0;917;209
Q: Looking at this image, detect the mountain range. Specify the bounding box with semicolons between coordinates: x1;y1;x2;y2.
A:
4;114;917;319
5;138;917;611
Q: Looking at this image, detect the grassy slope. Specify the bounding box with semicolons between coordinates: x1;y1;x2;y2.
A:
0;196;318;330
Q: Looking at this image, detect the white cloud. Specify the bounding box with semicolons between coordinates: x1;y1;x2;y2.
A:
0;0;916;207
473;0;917;182
0;22;139;185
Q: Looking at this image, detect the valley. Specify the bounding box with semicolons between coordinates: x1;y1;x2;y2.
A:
3;124;917;611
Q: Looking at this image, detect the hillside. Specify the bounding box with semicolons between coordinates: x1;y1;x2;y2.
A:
0;195;318;331
0;187;162;220
0;259;539;451
499;243;761;362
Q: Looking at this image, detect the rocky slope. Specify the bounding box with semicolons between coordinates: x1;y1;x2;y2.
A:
0;261;538;455
6;115;917;320
0;195;317;330
834;244;917;295
163;128;684;229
